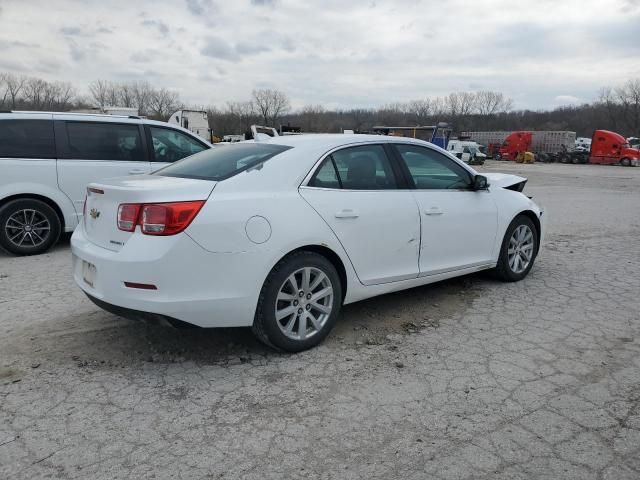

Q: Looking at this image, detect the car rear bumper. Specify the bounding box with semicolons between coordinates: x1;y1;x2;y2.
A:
71;223;262;328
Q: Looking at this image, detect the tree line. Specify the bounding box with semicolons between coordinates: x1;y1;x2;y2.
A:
1;72;639;138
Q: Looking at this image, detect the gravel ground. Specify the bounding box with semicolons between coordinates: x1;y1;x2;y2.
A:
1;161;639;479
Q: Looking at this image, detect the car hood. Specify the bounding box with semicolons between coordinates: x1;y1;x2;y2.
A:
485;173;527;191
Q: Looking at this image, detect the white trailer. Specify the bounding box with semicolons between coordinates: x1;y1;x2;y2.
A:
168;110;211;142
461;130;576;154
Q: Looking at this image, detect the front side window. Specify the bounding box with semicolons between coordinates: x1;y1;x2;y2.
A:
394;144;471;190
154;143;291;181
65;122;143;161
149;127;207;163
0;119;55;158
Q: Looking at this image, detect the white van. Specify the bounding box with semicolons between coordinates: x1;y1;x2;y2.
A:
0;111;212;255
447;140;486;165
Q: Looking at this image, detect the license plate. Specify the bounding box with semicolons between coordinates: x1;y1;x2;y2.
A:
82;260;96;287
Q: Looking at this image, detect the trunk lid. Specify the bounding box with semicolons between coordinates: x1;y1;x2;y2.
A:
83;174;216;251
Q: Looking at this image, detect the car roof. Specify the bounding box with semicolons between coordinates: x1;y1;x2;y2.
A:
262;133;434;150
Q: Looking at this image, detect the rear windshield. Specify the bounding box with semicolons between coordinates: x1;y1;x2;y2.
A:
154;143;292;181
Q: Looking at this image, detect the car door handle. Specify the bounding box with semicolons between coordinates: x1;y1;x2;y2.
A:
424;207;444;216
128;169;146;175
335;209;359;219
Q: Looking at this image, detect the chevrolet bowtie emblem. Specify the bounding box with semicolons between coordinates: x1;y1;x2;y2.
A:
89;208;100;219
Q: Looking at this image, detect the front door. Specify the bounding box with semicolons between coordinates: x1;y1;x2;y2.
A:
300;144;420;285
391;143;498;275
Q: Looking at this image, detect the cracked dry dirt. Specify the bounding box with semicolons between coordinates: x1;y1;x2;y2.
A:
1;161;640;479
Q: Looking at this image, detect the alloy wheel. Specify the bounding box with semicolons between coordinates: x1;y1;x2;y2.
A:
275;267;334;341
508;224;534;274
4;209;51;248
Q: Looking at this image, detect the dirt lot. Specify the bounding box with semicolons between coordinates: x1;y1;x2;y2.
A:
1;161;640;479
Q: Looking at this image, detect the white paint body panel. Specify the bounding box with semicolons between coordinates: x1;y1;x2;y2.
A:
71;134;544;328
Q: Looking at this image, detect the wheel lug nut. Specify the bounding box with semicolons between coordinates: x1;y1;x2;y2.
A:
306;293;312;299
293;300;298;306
298;291;304;297
306;304;311;310
297;308;303;314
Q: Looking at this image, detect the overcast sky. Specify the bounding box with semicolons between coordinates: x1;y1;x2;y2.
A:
0;0;639;110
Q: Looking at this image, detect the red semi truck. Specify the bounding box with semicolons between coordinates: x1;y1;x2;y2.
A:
590;130;640;166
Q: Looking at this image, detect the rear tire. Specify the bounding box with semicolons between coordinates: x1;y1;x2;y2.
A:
252;251;342;352
620;158;631;167
494;215;538;282
0;199;61;255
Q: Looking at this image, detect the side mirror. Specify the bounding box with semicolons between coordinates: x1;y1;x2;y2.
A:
472;175;490;191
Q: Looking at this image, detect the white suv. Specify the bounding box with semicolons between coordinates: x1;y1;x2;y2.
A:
0;111;211;255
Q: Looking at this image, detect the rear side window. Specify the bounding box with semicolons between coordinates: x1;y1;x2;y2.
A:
64;122;144;161
0;119;56;158
154;143;292;181
315;144;398;190
148;126;207;163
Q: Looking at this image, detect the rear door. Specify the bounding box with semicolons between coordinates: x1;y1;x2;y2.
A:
56;119;150;223
299;143;420;285
145;125;209;171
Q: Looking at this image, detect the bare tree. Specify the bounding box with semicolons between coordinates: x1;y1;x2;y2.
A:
132;81;153;116
118;82;135;108
148;88;181;119
252;88;290;126
5;73;27;109
475;91;513;116
407;99;432;124
299;104;326;132
88;80;111;109
0;73;8;108
616;78;640;134
23;78;49;110
227;101;257;133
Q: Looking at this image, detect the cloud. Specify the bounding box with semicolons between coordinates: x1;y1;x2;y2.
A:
141;19;170;35
251;0;277;5
186;0;216;15
236;42;271;55
200;35;237;61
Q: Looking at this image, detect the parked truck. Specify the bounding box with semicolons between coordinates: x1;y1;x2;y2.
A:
590;130;640;166
168;110;212;142
461;130;576;161
372;123;452;149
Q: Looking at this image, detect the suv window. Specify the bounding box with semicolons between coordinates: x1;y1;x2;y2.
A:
0;119;56;158
154;143;291;181
394;144;471;190
65;122;144;161
148;127;207;163
311;145;397;190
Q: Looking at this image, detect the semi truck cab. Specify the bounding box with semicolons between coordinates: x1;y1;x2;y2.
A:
498;131;532;161
590;130;640;167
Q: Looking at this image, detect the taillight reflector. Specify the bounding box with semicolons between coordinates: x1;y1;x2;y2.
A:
124;282;157;290
117;201;205;235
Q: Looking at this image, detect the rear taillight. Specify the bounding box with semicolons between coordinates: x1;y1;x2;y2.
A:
117;201;205;235
117;204;141;232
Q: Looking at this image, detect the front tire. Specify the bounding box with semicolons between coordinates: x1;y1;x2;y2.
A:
494;215;538;282
0;199;61;255
620;158;631;167
252;251;342;352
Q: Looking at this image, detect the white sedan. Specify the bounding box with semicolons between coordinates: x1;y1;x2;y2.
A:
71;135;544;351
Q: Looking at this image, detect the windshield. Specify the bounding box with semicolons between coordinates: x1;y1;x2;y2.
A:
154;143;292;181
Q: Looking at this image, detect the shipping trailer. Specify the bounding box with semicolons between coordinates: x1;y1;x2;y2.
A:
461;130;576;160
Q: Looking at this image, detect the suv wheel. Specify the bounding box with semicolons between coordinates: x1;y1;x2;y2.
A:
0;199;61;255
252;251;342;352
